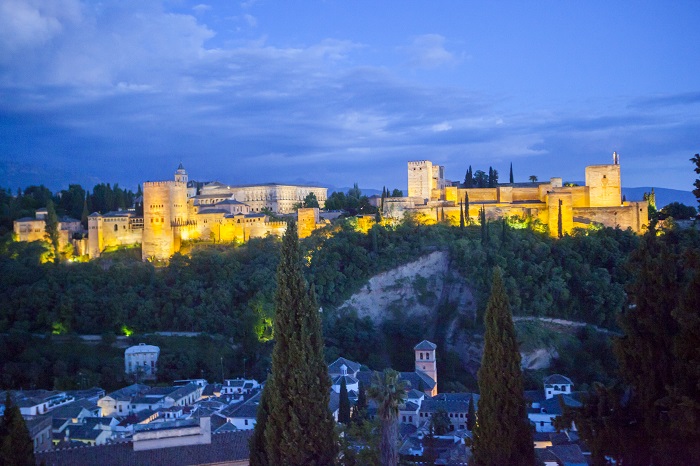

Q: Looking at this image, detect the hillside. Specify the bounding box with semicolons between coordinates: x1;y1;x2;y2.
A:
623;186;695;207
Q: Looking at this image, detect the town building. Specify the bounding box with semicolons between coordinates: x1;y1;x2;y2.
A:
124;343;160;380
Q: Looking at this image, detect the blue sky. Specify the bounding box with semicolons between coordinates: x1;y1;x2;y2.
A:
1;0;699;194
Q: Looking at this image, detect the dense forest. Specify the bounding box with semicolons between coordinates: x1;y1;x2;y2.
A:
1;210;680;393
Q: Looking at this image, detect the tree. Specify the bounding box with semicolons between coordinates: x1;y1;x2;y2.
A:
691;153;700;210
611;227;700;464
509;162;514;184
557;199;563;238
354;381;368;422
459;201;465;229
367;369;408;466
249;382;272;466
529;175;538;183
479;207;487;245
0;392;35;466
658;202;697;220
339;376;351;424
303;192;320;209
390;189;403;197
262;221;338;465
488;167;498;188
471;268;534;466
429;407;451;435
473;170;488;188
44;199;60;262
464;193;470;225
467;396;475;431
464;166;473;188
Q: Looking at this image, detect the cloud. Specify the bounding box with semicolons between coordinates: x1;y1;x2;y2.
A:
628;92;700;110
243;13;257;27
0;0;81;55
192;4;212;14
403;34;459;69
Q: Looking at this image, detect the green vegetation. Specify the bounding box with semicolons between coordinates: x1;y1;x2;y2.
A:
261;221;337;465
367;369;407;466
559;225;700;464
0;392;35;466
471;268;534;466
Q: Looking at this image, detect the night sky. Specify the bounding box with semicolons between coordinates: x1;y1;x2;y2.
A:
1;1;699;194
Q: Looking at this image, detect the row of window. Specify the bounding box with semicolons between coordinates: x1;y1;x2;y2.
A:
418;352;432;360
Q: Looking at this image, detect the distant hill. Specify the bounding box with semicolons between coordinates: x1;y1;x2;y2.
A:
329;187;383;197
623;187;696;209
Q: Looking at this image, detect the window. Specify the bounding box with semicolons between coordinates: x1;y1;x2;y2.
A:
409;416;413;422
244;419;248;426
540;421;545;427
402;416;406;422
114;224;118;232
420;352;424;360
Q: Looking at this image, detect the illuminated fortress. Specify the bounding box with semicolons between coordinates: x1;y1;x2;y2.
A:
388;152;648;235
17;154;649;260
87;164;326;260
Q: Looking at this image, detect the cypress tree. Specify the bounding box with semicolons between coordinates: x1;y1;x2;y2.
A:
557;199;563;238
81;197;90;229
355;381;367;421
471;268;534;466
691;153;700;211
263;221;338;465
459;201;465;229
45;199;60;262
339;377;351;425
0;392;35;466
249;383;272;466
464;193;470;225
509;162;514;184
467;396;476;431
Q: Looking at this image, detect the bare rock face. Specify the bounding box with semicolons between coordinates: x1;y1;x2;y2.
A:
520;348;559;370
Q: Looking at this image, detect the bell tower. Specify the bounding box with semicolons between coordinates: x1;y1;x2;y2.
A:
414;340;437;395
175;163;188;184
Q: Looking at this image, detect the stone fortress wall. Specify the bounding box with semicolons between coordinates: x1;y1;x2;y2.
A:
389;152;648;236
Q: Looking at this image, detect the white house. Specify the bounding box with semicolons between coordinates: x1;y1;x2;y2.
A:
528;374;581;433
125;343;160;379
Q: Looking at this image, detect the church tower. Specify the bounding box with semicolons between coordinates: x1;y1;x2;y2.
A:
414;340;438;395
175;163;188;184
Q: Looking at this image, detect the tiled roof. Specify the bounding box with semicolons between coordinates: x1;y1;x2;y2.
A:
36;430;253;466
105;384;150;401
419;395;471;414
399;371;436;390
328;357;361;376
47;400;98;420
413;340;437;351
549;444;588;465
544;374;573;386
332;375;359;386
220;392;260;419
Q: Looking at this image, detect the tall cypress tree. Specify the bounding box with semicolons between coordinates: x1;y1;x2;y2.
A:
464;193;470;225
263;221;338;465
471;268;534;466
45;199;60;262
249;383;272;466
459;201;465;229
691;153;700;211
339;377;351;425
0;392;35;465
509;162;514;184
467;396;476;431
557;199;563;238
